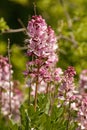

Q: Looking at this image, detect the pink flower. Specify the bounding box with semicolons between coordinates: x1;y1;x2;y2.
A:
25;15;60;97
75;94;87;130
47;26;57;51
0;55;12;90
58;66;76;107
27;15;47;38
39;66;52;82
31;81;47;96
64;66;76;78
79;70;87;92
53;68;63;81
26;15;58;58
1;87;23;117
0;55;23;119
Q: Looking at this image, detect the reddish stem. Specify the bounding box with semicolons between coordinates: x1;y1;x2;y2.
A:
34;66;39;111
46;83;49;94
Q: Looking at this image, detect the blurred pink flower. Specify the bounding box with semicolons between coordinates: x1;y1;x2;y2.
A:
0;55;23;119
79;70;87;92
0;55;12;90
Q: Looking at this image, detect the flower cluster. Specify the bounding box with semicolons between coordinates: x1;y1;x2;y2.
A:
75;95;87;130
27;15;57;58
75;70;87;130
0;55;12;90
79;69;87;93
1;86;23;117
58;66;76;103
0;55;23;118
57;67;87;130
25;15;62;95
60;69;87;130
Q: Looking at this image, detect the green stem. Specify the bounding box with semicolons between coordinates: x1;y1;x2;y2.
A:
46;83;49;94
28;86;31;106
34;78;38;111
66;101;71;130
48;84;55;115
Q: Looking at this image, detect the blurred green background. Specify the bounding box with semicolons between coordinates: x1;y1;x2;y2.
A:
0;0;87;82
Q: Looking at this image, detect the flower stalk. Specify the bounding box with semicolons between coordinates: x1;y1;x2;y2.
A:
66;101;71;130
34;65;39;111
8;39;12;114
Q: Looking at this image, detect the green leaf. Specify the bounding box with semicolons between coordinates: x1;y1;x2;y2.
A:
0;40;7;55
0;17;9;32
